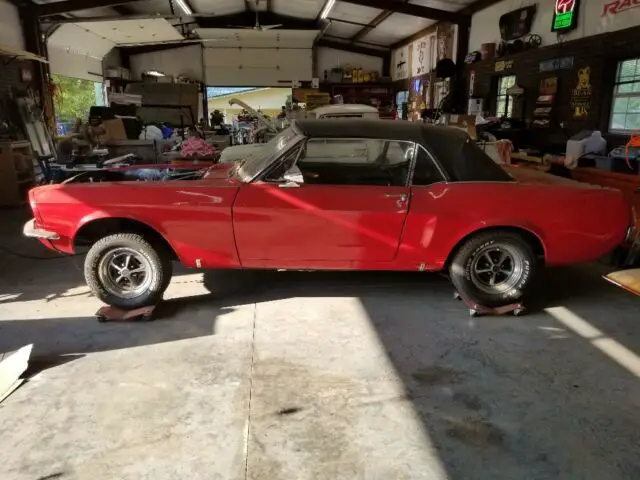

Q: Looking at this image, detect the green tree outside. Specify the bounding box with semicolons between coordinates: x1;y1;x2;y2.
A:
52;74;97;123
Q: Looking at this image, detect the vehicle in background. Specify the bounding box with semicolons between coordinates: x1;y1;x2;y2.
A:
308;104;380;120
605;229;640;296
25;120;634;311
218;104;380;164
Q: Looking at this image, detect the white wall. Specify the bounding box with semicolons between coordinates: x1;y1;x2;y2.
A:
0;0;25;50
469;0;640;52
316;47;383;78
203;47;312;86
129;44;203;81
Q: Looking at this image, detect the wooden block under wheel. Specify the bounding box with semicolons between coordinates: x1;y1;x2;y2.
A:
95;305;157;323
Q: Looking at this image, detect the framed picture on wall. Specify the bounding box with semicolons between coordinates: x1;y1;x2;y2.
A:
20;68;32;83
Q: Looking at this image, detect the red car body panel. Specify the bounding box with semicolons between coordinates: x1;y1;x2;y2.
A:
29;165;631;271
232;183;411;268
401;181;628;270
30;178;242;268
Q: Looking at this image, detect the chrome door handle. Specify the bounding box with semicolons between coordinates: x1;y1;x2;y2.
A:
385;193;408;209
385;193;407;199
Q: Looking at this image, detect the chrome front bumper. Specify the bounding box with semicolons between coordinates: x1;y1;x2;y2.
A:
23;219;60;240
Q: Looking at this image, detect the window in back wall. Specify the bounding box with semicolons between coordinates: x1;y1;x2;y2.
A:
609;57;640;134
495;75;516;118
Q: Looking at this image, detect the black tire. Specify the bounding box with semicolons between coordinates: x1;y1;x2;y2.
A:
449;231;537;307
84;233;173;310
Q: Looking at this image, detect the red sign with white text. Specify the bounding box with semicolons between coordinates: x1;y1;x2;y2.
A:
602;0;640;16
556;0;576;14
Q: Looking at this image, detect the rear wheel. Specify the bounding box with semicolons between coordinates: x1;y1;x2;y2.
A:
449;231;537;307
84;233;172;310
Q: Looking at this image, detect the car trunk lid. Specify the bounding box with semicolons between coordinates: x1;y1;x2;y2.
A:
505;166;603;189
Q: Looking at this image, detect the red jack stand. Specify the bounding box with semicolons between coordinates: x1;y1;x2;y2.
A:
453;291;525;318
95;305;157;323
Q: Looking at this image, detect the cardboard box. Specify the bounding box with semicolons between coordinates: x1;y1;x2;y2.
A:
444;114;477;139
91;118;128;143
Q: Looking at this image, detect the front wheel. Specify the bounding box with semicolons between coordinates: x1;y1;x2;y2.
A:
84;233;172;310
449;231;537;307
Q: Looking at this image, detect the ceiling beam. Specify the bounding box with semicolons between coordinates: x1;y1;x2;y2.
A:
340;0;470;25
36;0;147;17
315;0;332;23
197;12;317;30
461;0;506;14
5;0;28;7
349;0;412;43
316;38;388;58
112;4;134;15
390;22;438;49
327;17;370;28
120;41;200;57
350;10;393;42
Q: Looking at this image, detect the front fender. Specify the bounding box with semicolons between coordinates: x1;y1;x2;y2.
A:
71;212;184;262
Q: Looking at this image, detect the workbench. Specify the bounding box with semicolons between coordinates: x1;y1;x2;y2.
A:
510;152;545;164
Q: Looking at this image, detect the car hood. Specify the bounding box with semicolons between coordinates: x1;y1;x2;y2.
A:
56;162;237;186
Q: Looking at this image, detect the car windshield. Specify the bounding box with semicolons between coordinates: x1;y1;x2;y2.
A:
233;126;302;182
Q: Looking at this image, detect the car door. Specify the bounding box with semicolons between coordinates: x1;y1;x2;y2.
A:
233;137;414;268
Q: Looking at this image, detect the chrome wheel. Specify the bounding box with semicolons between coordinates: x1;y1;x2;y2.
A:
98;248;153;299
470;244;524;294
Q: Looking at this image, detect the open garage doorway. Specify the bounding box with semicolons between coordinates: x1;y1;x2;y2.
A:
206;86;292;145
52;74;105;136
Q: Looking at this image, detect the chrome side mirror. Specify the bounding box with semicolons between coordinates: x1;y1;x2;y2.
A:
278;181;300;188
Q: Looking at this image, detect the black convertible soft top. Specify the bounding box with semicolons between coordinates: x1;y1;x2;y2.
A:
295;119;513;183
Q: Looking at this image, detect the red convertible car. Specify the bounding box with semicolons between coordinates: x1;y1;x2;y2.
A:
25;120;634;309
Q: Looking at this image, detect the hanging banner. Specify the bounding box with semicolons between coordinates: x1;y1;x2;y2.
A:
469;70;476;97
570;67;592;118
393;45;409;81
495;60;514;72
412;37;429;77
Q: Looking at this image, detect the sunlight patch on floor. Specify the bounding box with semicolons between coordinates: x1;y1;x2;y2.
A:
546;306;640;378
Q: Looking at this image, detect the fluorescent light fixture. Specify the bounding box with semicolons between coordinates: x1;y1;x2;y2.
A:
320;0;336;20
174;0;193;15
145;70;166;77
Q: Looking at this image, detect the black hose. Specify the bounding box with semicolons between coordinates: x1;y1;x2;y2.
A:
0;244;84;260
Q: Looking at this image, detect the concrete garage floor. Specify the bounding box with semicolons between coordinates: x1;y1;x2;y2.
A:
1;208;639;480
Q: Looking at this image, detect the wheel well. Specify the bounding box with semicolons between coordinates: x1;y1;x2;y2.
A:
74;218;178;260
446;226;546;267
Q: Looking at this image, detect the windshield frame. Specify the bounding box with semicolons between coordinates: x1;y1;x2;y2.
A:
232;124;305;183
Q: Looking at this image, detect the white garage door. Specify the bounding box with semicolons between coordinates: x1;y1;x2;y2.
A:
199;29;317;86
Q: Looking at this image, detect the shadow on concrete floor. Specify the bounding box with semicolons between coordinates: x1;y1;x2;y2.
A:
0;292;237;371
205;267;640;479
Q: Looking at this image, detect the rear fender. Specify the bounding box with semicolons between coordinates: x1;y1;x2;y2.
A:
443;220;547;267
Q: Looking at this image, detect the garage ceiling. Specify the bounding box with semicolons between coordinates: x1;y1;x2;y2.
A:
195;29;320;49
36;0;490;55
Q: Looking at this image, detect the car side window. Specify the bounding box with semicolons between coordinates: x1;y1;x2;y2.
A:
293;138;414;187
412;145;445;186
263;144;304;183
